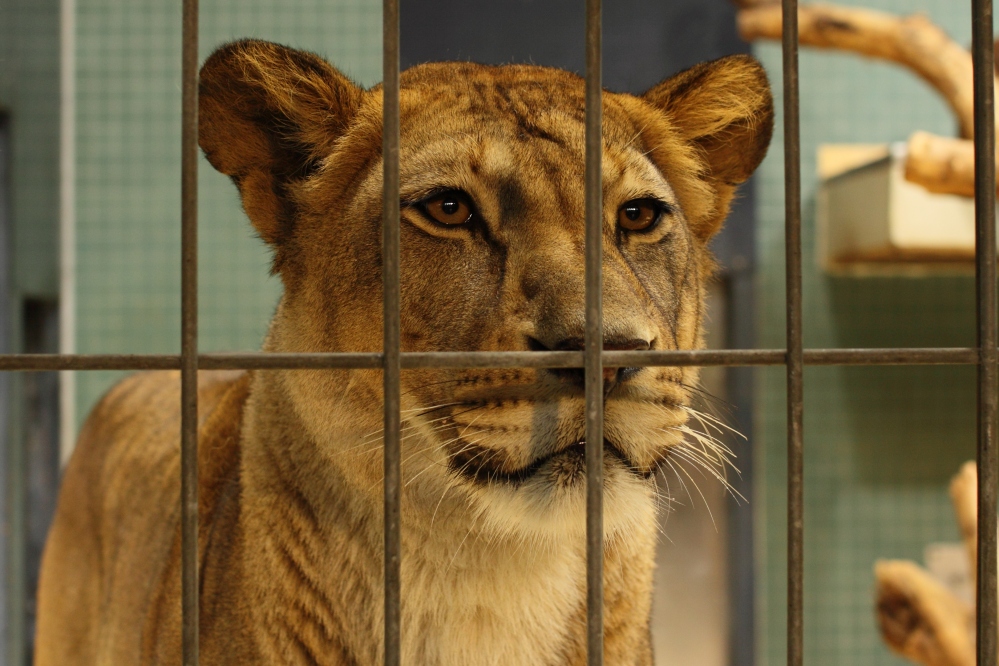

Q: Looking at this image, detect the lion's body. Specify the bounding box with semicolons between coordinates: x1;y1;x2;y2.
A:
36;41;772;665
38;370;653;665
35;371;249;664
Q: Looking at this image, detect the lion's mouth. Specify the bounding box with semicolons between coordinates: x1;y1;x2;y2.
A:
449;438;648;486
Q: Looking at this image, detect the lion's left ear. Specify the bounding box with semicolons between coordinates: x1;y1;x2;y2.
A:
199;40;364;255
643;54;774;187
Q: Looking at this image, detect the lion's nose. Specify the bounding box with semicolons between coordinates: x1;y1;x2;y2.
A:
528;335;651;388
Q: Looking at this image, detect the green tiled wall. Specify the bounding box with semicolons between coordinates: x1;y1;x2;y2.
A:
753;1;985;663
74;0;382;423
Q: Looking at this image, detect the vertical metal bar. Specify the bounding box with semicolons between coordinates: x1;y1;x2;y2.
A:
782;1;804;665
972;0;998;663
0;113;14;666
584;0;603;663
59;0;77;465
382;0;402;663
180;0;199;663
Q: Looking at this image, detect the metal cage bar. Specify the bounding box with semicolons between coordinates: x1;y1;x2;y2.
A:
781;0;804;664
972;0;998;663
0;347;985;372
180;0;199;663
583;0;604;662
382;0;402;662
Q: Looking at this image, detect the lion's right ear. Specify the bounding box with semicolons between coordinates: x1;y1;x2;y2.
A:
642;54;773;188
199;40;364;246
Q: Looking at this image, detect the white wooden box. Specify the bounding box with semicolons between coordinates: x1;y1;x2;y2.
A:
817;143;984;275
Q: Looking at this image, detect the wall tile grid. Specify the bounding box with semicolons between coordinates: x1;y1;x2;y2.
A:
753;1;984;663
74;0;382;419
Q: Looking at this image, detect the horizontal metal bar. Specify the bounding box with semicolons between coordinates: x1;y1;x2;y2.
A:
200;353;383;370
804;348;979;365
0;354;183;370
0;348;983;372
401;351;578;368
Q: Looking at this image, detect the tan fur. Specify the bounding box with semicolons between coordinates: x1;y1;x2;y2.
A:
36;40;773;665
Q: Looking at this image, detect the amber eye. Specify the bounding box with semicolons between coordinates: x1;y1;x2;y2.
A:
618;199;665;232
421;190;474;226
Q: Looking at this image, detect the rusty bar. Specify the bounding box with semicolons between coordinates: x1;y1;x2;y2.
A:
199;352;385;370
972;0;998;662
382;0;402;662
782;0;804;664
201;352;382;370
180;0;199;662
0;347;988;372
802;348;978;366
584;0;603;662
0;354;183;370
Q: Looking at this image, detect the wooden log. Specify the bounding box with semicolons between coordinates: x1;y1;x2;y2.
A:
733;2;999;198
947;459;999;654
875;559;975;666
904;132;979;198
950;461;979;581
736;3;983;139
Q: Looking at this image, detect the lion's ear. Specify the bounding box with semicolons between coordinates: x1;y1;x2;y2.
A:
199;40;364;247
643;54;774;187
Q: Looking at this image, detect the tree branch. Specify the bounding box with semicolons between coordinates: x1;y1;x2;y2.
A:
737;3;980;138
904;132;980;198
875;560;975;666
950;461;979;579
735;2;999;198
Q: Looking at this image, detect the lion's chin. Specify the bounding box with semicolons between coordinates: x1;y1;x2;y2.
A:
449;437;652;486
464;455;658;541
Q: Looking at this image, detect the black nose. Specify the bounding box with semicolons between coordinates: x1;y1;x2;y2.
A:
528;336;651;389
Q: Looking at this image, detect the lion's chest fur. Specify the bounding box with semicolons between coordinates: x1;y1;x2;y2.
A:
400;534;586;665
236;393;592;665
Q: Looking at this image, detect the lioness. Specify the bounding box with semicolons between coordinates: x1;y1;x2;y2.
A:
35;40;772;665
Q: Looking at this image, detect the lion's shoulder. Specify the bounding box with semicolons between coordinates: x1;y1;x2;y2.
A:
37;370;251;664
72;369;248;493
58;369;250;555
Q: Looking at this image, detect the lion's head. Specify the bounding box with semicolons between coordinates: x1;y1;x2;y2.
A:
199;40;773;542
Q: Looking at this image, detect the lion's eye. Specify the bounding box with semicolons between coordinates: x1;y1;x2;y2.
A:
421;191;474;226
618;199;666;232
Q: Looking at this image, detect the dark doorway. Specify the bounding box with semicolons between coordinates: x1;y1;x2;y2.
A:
0;113;62;666
21;298;59;664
